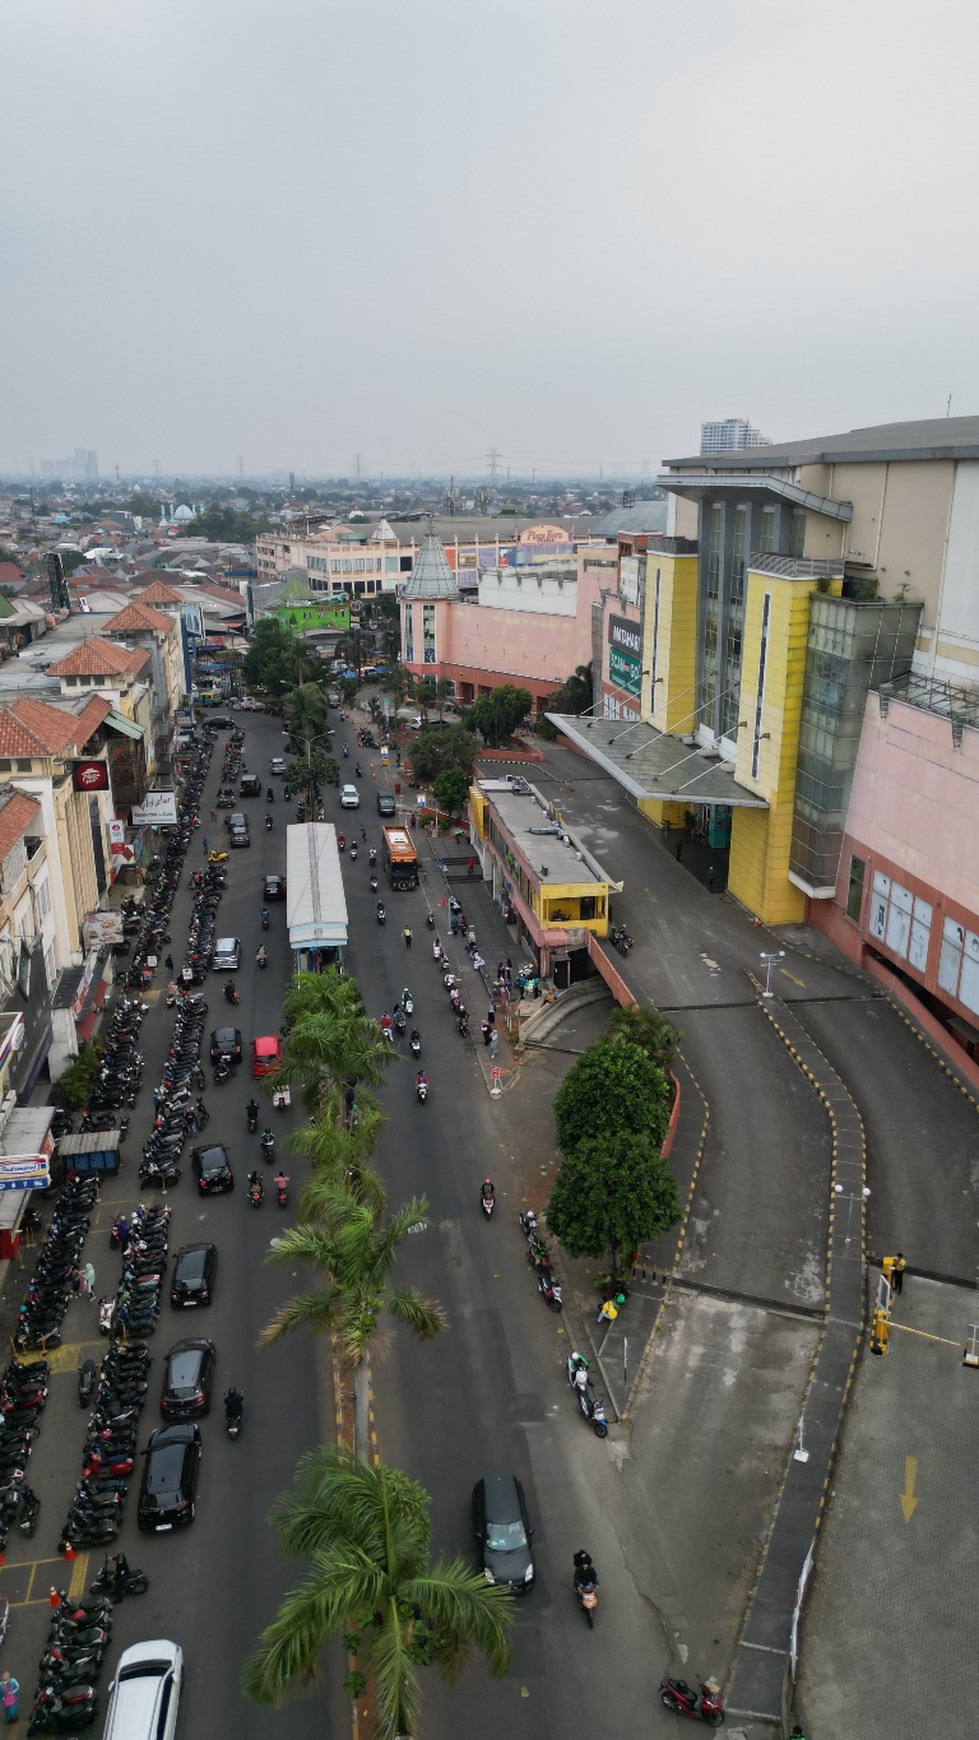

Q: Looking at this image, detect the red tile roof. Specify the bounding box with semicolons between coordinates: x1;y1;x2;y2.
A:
0;790;41;863
0;715;51;757
138;580;183;605
103;601;173;634
8;698;84;755
49;637;149;679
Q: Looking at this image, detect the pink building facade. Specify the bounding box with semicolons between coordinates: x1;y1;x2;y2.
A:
814;689;979;1059
401;557;604;713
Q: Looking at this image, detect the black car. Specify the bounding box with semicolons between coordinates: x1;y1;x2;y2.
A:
191;1143;234;1195
225;811;247;833
204;715;233;730
376;793;396;817
229;826;250;849
263;873;286;901
209;1026;242;1064
161;1338;216;1420
137;1423;202;1532
472;1475;535;1592
170;1243;217;1309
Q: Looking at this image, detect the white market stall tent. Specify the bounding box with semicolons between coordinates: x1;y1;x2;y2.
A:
285;824;348;971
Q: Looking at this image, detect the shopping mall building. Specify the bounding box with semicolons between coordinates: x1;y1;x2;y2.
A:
550;417;979;1064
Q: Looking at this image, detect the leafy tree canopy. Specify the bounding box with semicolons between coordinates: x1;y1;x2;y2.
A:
409;724;476;785
554;1036;671;1153
468;685;533;747
177;505;271;541
546;1129;680;1272
607;1003;681;1074
242;618;319;697
432;768;470;819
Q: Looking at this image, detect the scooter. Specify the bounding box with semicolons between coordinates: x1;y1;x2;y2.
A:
567;1353;609;1437
376;903;386;925
18;1484;40;1535
537;1267;563;1312
480;1186;495;1219
261;909;270;930
575;1575;599;1628
370;874;379;893
402;989;414;1016
265;814;273;831
274;1174;289;1208
247;1177;264;1209
28;1683;100;1730
224;1389;244;1439
415;1074;428;1104
408;1030;421;1059
224;982;240;1006
246;1106;259;1135
659;1677;725;1726
260;1131;275;1162
350;842;358;861
77;1359;97;1409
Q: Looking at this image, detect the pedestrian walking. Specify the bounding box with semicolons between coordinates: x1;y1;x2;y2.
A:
496;961;504;982
403;927;413;949
82;1261;95;1298
489;1029;500;1060
0;1672;18;1724
164;953;174;971
467;856;476;877
467;926;477;947
893;1252;906;1293
472;951;485;973
202;836;209;856
707;864;715;891
209;807;217;822
505;958;513;982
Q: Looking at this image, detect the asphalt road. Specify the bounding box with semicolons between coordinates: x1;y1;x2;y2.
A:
2;709;344;1740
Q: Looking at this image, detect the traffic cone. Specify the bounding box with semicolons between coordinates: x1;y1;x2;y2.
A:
49;1585;61;1608
63;1540;76;1561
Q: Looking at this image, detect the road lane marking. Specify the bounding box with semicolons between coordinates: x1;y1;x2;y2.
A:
900;1455;918;1521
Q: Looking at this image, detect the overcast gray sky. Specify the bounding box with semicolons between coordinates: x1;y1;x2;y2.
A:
3;0;977;479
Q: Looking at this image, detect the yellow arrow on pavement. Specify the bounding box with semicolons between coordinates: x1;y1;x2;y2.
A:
900;1455;918;1521
779;966;805;989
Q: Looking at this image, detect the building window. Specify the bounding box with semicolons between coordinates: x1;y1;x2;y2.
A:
845;855;865;922
869;871;932;975
790;510;806;558
938;917;979;1015
15;761;30;772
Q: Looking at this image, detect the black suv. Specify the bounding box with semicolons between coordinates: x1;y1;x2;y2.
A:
209;1027;242;1064
170;1243;217;1309
263;874;286;901
137;1424;202;1531
376;793;396;817
191;1143;234;1195
161;1339;216;1420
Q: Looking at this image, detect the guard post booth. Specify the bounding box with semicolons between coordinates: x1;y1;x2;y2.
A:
286;824;349;974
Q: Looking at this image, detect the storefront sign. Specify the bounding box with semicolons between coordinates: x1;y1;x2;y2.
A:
83;910;123;949
131;790;178;827
108;820;132;861
608;647;642;698
608;615;642;657
73;760;109;792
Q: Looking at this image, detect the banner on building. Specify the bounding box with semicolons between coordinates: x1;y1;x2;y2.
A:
131;790;179;827
108;820;134;864
607;615;643;697
0;1154;51;1192
83;910;124;949
73;760;109;792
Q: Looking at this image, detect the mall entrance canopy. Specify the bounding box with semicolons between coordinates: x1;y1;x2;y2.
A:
546;714;769;811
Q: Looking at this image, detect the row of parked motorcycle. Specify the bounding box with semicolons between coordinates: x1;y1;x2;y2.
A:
179;871;226;983
120;736;215;991
140;997;209;1189
0;1357;46;1552
61;1205;171;1557
13;1177;98;1354
27;1562;149;1734
79;994;146;1129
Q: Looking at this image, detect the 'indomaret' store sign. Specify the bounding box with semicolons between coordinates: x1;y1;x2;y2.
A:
608;615;642;697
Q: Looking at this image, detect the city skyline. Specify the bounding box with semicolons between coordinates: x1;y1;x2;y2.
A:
3;0;978;475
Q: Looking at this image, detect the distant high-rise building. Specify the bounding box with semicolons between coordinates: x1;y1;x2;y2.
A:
700;418;771;455
38;448;98;482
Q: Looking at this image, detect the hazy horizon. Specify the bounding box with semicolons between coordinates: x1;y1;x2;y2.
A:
4;0;978;477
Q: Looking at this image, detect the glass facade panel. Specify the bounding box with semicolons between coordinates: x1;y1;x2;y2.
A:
846;855;865;921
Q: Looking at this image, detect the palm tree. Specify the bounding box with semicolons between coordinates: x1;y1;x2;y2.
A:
290;1102;387;1220
563;662;594;714
435;676;454;721
262;1191;446;1460
285;681;329;750
273;969;394;1115
244;1447;513;1739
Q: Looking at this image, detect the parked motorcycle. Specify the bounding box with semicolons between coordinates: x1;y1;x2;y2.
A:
567;1352;609;1436
537;1267;563;1312
659;1677;725;1726
77;1358;97;1410
28;1683;100;1732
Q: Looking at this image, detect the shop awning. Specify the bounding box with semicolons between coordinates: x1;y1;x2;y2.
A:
105;709;144;740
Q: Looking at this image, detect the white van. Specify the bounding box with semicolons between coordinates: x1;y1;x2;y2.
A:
102;1639;183;1740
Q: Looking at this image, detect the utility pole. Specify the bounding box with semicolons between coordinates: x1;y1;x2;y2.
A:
354;453;363;479
237;456;244;478
486;447;502;486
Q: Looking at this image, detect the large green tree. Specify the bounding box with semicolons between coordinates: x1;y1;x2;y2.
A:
553;1035;672;1153
273;969;393;1113
245;1448;513;1739
262;1192;445;1459
243;618;318;696
433;768;470;819
285;681;329;748
408;724;476;786
468;684;533;747
607;1003;681;1074
546;1130;680;1277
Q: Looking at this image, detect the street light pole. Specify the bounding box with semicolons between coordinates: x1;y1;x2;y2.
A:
759;950;786;998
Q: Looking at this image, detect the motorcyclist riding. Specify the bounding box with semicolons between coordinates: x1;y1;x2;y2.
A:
267;786;274;802
481;1178;495;1202
265;813;273;830
246;1098;259;1125
368;847;377;866
247;1171;263;1201
379;1012;393;1039
224;1386;244;1423
260;908;270;929
573;1550;598;1587
256;945;267;967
